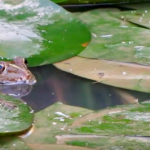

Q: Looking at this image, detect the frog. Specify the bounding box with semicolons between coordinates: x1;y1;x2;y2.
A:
0;57;36;85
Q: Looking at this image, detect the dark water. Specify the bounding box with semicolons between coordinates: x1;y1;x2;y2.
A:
20;64;150;112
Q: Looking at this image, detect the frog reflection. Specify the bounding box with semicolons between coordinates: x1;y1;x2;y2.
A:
0;57;36;85
0;84;32;98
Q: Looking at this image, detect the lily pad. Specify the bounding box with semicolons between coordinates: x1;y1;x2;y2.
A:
0;137;32;150
0;92;33;135
52;0;67;3
23;102;93;144
28;143;92;150
77;8;150;66
112;9;150;29
66;102;150;136
57;135;150;150
54;56;150;93
0;0;91;67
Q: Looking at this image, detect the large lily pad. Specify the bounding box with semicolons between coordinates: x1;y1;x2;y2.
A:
77;8;150;66
23;101;150;149
54;56;150;93
112;9;150;29
0;137;32;150
66;102;150;136
28;143;93;150
23;102;93;144
0;0;91;67
57;135;150;150
0;92;33;135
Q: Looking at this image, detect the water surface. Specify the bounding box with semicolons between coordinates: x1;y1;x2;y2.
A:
21;64;150;112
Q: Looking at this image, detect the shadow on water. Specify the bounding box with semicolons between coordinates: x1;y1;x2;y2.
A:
20;64;150;112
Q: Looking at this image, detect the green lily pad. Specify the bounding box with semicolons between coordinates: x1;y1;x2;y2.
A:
66;102;150;136
28;143;92;150
23;102;93;144
77;8;150;66
21;101;150;149
52;0;67;3
64;136;150;150
0;93;33;135
0;0;91;67
112;9;150;29
0;137;32;150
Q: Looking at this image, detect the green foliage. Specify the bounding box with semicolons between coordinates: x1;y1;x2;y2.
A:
0;0;91;67
77;8;150;66
0;93;33;135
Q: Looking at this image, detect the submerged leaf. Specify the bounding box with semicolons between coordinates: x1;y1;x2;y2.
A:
54;56;150;93
0;93;33;135
0;0;91;67
77;8;150;66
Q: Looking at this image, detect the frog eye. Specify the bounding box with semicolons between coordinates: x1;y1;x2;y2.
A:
0;65;3;69
0;64;5;73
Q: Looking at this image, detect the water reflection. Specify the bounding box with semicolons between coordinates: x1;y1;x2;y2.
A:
0;84;32;98
23;64;150;112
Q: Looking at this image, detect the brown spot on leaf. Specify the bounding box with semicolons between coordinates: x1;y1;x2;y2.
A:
97;72;104;78
81;42;89;47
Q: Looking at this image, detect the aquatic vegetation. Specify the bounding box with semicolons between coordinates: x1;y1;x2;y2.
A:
0;93;33;135
0;0;90;67
66;102;150;136
54;7;150;93
23;102;93;144
2;1;150;150
77;8;150;66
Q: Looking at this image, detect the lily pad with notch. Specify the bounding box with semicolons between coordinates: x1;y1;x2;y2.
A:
0;92;34;135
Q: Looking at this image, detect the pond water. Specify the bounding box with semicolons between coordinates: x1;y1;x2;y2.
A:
21;64;150;112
